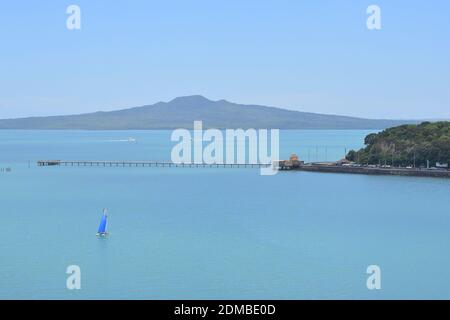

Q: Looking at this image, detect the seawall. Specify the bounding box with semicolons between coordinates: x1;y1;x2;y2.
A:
287;165;450;178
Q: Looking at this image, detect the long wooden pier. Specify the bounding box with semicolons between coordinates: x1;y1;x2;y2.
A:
37;160;271;169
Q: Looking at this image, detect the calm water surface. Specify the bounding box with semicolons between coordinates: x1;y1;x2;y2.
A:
0;130;449;299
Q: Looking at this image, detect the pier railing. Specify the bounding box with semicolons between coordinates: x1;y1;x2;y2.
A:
37;160;272;169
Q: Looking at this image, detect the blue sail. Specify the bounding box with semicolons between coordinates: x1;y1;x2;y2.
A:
97;210;108;234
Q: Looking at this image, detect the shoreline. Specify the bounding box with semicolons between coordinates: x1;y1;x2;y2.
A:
280;163;450;179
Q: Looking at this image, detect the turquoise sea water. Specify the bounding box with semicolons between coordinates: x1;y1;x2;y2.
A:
0;130;449;299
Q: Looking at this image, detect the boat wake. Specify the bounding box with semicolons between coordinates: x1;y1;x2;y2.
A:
108;137;137;143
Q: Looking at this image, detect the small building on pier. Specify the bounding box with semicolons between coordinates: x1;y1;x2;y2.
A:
276;154;304;170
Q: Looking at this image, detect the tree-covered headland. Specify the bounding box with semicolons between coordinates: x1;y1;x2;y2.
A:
346;122;450;167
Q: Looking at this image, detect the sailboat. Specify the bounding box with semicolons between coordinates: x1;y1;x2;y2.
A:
96;208;108;236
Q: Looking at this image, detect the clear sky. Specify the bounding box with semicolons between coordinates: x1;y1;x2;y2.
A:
0;0;449;119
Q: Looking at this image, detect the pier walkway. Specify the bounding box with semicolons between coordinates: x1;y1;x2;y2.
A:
37;160;271;169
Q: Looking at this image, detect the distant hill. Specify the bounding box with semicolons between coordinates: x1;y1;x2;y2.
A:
0;95;421;130
346;121;450;166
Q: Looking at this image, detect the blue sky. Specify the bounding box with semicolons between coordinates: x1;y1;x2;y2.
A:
0;0;449;119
